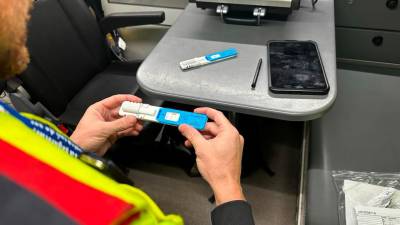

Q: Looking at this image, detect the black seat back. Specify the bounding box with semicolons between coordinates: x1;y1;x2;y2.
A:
20;0;110;116
0;80;5;94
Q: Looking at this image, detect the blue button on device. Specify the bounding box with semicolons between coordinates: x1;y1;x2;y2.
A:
205;48;238;62
157;108;208;130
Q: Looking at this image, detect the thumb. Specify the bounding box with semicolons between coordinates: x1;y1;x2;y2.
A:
105;116;137;134
178;124;205;149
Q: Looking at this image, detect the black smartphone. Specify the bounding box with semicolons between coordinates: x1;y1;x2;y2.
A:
267;40;329;95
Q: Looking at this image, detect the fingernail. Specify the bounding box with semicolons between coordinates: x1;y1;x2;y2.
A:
127;116;136;123
178;124;188;131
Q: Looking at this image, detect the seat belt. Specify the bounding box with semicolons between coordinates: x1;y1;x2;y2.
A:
5;77;74;135
83;0;128;62
83;0;104;21
0;80;6;99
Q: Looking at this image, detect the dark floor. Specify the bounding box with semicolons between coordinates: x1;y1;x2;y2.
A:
117;117;304;225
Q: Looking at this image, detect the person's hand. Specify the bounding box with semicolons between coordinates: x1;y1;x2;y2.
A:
70;95;143;156
178;108;245;205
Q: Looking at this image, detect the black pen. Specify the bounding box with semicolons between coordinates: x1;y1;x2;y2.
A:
251;58;263;89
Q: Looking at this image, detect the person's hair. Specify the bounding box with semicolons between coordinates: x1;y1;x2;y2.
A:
0;0;32;80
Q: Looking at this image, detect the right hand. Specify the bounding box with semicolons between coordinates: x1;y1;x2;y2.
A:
178;108;245;205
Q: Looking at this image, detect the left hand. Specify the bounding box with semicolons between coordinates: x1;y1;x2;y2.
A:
70;95;143;156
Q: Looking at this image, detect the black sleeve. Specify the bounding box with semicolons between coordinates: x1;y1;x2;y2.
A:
211;200;255;225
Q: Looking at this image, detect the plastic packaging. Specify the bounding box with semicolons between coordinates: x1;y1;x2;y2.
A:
332;171;400;225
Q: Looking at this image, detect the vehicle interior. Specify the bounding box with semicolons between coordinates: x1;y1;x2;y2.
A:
1;0;399;225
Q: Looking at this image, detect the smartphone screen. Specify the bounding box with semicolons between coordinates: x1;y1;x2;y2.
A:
268;41;329;95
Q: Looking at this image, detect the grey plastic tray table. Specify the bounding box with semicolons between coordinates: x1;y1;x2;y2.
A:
137;0;336;121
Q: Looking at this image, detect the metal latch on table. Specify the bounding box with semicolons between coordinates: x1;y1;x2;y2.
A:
216;5;266;25
216;4;229;20
253;7;266;25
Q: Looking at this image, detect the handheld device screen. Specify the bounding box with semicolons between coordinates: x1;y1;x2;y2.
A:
268;41;329;95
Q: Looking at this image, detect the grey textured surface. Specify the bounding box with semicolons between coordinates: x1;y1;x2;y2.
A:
137;1;337;121
307;69;400;225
